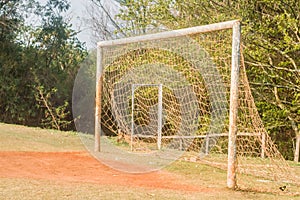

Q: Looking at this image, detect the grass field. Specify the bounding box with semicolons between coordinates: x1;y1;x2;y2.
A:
0;123;299;199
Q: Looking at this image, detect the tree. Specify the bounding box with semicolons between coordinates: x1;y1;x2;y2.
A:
87;0;162;41
86;0;127;41
238;0;300;162
0;0;87;130
123;0;300;162
89;0;300;161
0;0;30;124
27;0;87;130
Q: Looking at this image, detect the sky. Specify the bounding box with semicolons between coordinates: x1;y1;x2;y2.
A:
68;0;121;49
67;0;94;49
36;0;117;49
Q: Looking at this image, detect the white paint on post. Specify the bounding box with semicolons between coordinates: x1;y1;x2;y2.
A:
157;84;163;150
227;21;241;189
205;135;210;155
131;85;135;151
95;45;103;152
295;135;300;162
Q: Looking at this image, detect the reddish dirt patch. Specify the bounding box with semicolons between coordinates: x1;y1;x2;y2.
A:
0;151;208;192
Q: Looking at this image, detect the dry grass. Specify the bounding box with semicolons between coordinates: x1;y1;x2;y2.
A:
0;123;299;199
0;123;84;152
1;177;295;200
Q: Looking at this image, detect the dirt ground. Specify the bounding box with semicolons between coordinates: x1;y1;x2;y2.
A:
0;151;209;192
1;124;298;199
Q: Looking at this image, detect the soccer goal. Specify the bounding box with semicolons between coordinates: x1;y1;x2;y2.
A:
95;20;299;192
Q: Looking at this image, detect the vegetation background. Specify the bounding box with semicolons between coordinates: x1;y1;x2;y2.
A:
0;0;299;161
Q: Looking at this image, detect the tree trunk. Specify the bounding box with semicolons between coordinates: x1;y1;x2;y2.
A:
294;134;300;162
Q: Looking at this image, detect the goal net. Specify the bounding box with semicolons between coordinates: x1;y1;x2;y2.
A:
94;20;299;193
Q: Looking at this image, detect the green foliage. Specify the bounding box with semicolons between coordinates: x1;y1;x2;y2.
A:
237;0;300;160
116;0;163;35
114;0;300;160
0;0;87;130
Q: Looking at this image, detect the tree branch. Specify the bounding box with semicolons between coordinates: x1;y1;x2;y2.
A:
36;86;60;130
91;0;127;38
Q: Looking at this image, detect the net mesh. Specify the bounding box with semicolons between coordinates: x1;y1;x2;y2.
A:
98;25;300;193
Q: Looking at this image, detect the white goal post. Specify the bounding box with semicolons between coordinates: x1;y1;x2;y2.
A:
95;20;241;189
131;83;163;151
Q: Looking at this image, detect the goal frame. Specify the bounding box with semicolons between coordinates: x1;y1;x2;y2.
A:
131;83;163;151
95;20;241;189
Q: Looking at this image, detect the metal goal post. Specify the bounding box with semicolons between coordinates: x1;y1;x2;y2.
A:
95;20;241;189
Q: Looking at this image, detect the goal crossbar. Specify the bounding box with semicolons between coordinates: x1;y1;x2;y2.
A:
97;20;239;47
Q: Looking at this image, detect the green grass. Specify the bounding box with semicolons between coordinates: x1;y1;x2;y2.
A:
0;123;299;199
0;123;84;152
